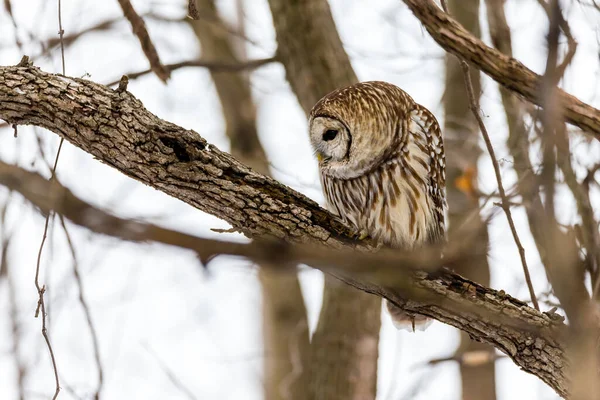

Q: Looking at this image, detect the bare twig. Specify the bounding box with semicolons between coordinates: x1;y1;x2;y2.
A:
0;160;545;307
143;344;197;400
428;350;505;366
57;0;65;76
556;137;600;298
3;14;181;65
485;0;552;282
3;0;23;50
540;0;562;220
535;0;578;78
402;0;600;138
58;216;104;400
106;56;277;86
34;152;62;400
34;228;60;400
116;0;170;83
440;0;539;311
538;3;600;398
32;2;68;397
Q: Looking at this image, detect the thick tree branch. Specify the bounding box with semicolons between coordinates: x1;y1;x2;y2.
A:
0;64;570;397
402;0;600;139
0;64;353;246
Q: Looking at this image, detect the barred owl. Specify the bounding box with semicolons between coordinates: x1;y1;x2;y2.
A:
309;81;446;330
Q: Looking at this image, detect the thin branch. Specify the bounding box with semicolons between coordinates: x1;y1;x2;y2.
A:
535;0;578;78
556;137;600;298
34;235;60;400
428;350;505;367
58;216;104;400
0;14;183;65
143;344;197;400
540;0;562;221
3;0;23;50
402;0;600;138
31;3;68;397
106;56;277;86
116;0;170;82
484;0;551;279
440;0;539;311
57;0;65;77
538;3;600;398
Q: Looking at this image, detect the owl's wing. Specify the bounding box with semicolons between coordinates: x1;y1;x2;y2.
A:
408;104;446;243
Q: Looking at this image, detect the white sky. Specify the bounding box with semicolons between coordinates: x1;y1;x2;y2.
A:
0;0;598;399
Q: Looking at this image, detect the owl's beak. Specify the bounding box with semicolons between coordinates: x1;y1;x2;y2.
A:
316;153;323;162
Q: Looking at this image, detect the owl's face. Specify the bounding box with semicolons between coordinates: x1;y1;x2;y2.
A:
309;116;351;166
308;81;412;180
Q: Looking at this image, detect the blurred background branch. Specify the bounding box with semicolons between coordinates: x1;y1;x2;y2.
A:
0;159;570;399
189;2;309;398
267;1;380;398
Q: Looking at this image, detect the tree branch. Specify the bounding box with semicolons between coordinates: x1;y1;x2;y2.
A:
0;64;570;397
107;57;277;87
402;0;600;139
117;0;170;82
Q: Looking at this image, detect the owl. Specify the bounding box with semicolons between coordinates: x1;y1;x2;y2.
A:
308;81;446;330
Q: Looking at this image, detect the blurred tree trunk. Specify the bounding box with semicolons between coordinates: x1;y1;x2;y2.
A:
443;1;497;400
267;1;381;399
190;3;310;399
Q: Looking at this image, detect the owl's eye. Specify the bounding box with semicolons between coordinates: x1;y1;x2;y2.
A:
322;129;338;141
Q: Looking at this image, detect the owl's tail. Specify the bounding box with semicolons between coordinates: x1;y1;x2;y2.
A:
385;300;433;332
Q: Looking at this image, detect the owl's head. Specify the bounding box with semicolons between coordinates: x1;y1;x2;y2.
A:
308;81;413;179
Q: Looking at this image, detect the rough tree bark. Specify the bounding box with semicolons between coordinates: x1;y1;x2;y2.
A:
443;1;496;399
0;64;571;397
189;3;310;399
266;1;380;399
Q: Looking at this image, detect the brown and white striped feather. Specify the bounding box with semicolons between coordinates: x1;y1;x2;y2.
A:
321;104;446;249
